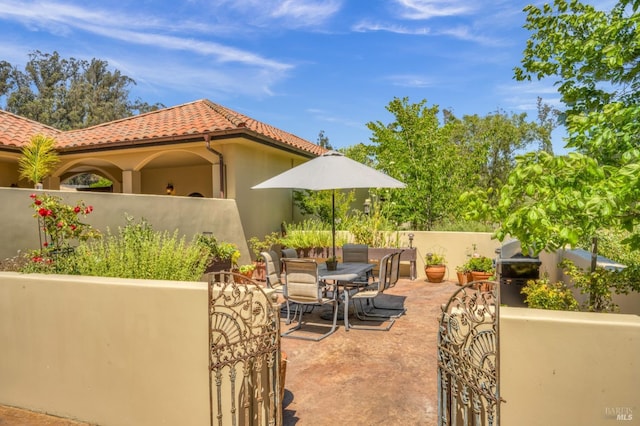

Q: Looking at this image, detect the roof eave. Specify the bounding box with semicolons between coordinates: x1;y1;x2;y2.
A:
56;128;321;159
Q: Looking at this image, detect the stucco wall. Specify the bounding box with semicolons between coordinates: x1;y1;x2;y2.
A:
0;273;210;425
500;307;640;425
0;187;252;264
401;230;500;278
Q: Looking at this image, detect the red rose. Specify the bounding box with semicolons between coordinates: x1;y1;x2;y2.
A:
85;206;94;214
34;199;42;205
30;194;36;199
70;225;77;231
38;208;48;217
74;206;81;213
57;221;64;228
43;242;48;247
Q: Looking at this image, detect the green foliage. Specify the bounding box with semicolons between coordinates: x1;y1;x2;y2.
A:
515;0;640;160
521;278;579;311
345;208;398;247
560;259;629;312
464;151;617;255
424;252;446;266
504;0;640;258
247;232;283;260
464;256;494;273
365;97;547;230
195;234;240;265
367;97;456;230
53;217;209;281
238;263;256;274
293;189;354;225
90;177;113;188
18;134;60;186
2;50;163;130
281;219;346;249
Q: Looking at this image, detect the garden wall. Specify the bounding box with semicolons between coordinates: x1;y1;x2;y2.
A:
0;272;210;425
0;188;251;264
500;307;640;425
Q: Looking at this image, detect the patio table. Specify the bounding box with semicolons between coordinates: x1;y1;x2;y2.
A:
318;262;375;329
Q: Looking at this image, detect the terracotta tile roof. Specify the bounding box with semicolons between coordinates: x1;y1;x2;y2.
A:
0;110;60;150
0;99;324;157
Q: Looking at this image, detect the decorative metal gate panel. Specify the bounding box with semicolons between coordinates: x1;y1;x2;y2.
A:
437;281;503;426
208;272;282;426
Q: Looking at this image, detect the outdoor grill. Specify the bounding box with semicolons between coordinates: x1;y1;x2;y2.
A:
497;252;541;286
496;250;542;306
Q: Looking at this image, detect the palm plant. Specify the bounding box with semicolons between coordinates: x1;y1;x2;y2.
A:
18;134;60;188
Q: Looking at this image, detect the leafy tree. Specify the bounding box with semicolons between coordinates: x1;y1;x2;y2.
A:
514;0;640;164
464;0;640;308
293;189;355;225
316;130;332;149
0;51;163;129
367;98;545;230
447;109;542;202
367;97;457;230
493;0;640;252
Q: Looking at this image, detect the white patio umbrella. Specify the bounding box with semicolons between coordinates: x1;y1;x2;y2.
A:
251;150;405;257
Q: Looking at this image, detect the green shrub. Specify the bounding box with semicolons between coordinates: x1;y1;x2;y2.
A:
51;217;209;281
521;278;579;311
281;219;346;249
464;256;494;273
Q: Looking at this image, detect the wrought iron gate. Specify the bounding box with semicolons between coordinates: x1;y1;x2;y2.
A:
208;272;282;426
437;281;503;425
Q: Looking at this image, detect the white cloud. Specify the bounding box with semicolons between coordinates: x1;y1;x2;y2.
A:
385;74;436;88
0;0;292;71
352;20;430;35
394;0;476;20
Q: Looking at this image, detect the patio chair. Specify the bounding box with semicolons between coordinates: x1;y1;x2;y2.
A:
370;250;407;316
348;253;399;331
262;250;291;323
281;248;298;259
342;243;372;285
281;258;339;341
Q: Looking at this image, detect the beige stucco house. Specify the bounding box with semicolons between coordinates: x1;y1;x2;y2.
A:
0;99;325;241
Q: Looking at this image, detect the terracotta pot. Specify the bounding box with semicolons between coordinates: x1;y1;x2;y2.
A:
456;271;468;286
231;268;254;283
470;271;492;282
253;261;266;282
470;271;494;292
425;264;446;283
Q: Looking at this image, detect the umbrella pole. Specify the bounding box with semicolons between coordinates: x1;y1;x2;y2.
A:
332;190;336;259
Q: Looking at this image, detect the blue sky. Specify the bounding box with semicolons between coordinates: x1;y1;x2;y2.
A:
1;0;575;151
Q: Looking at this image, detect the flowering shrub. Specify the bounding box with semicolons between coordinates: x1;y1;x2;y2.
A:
26;193;100;271
521;278;579;311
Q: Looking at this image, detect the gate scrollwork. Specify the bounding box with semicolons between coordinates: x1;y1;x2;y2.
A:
208;272;281;426
437;281;504;426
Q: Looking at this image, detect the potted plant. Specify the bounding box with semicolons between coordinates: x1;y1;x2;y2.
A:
232;263;257;283
325;256;338;271
465;255;495;282
248;232;282;281
197;234;240;273
455;264;469;286
18;134;60;189
424;252;446;283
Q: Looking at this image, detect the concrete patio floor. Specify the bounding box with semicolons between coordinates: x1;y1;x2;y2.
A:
0;278;460;425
